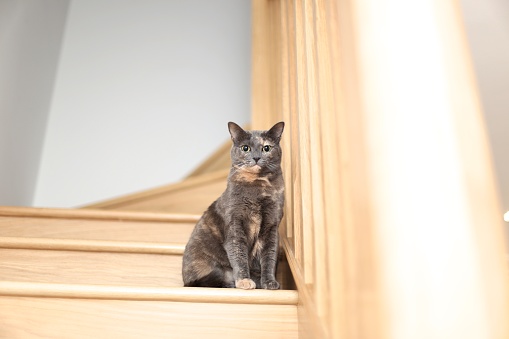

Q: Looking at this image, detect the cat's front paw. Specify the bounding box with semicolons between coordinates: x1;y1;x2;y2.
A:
235;278;256;290
262;279;280;290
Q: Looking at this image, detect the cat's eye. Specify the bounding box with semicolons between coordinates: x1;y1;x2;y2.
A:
263;145;272;152
241;145;251;152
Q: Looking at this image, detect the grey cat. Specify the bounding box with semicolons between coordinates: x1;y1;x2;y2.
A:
182;121;285;290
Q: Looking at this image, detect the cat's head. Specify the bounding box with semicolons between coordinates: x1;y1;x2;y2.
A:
228;122;285;173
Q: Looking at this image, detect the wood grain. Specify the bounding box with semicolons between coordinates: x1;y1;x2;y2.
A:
0;237;184;254
0;248;183;287
0;206;200;223
345;0;509;337
102;179;225;214
0;297;298;339
0;215;194;244
0;281;298;305
252;0;509;338
0;207;295;289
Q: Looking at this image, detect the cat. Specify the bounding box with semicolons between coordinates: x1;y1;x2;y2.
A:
182;121;285;290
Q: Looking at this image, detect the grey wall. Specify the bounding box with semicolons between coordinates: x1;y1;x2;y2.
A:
0;0;69;206
33;0;251;207
460;0;509;217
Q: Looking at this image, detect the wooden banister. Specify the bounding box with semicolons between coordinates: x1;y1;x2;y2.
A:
252;0;509;338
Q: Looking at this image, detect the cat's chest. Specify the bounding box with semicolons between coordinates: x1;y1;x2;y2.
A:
242;186;283;234
240;185;283;211
246;211;262;243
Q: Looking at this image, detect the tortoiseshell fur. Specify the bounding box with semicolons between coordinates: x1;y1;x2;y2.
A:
182;122;285;289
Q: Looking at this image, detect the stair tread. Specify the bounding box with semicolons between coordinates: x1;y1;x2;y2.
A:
1;296;298;339
0;206;295;293
0;244;294;289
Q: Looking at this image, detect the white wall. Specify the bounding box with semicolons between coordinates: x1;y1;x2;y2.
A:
460;0;509;216
0;0;69;206
33;0;251;207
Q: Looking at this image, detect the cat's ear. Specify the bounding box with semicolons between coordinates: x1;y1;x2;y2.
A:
228;122;249;144
267;122;285;143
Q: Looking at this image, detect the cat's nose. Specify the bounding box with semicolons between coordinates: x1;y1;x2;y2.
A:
253;157;260;163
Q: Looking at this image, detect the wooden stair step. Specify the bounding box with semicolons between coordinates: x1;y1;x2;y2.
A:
0;206;197;244
0;281;298;339
0;244;294;290
83;170;229;214
0;207;191;287
0;248;182;287
0;296;298;338
0;281;298;304
0;206;296;289
0;237;184;254
0;203;298;337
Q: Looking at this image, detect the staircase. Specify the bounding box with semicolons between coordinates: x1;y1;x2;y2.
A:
0;142;298;338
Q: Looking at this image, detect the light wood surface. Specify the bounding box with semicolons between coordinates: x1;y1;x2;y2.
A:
0;248;183;287
0;215;195;244
0;205;296;297
253;1;337;336
0;281;298;305
0;297;298;339
252;0;509;338
0;129;298;337
83;170;228;214
344;0;509;337
0;206;200;222
0;237;184;254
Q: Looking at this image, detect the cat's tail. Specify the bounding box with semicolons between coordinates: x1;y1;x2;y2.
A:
184;268;234;288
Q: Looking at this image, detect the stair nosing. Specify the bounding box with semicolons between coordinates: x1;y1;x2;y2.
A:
0;281;298;305
0;236;185;255
0;206;201;223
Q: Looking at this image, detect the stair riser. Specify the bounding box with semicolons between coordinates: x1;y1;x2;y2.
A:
0;247;294;290
0;297;298;339
0;216;194;244
0;248;183;287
